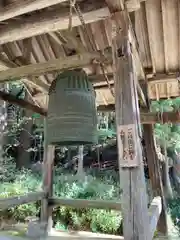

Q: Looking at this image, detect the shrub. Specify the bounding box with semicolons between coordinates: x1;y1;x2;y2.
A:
168;196;180;234
1;166;123;235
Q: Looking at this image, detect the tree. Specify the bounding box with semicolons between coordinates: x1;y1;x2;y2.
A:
152;98;180;194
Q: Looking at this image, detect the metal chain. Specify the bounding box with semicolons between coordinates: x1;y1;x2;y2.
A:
72;2;115;97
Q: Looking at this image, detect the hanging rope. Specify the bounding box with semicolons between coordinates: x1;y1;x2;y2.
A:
69;1;114;97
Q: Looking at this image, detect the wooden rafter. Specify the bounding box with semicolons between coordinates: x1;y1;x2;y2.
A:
0;0;67;22
0;2;110;44
0;90;46;116
0;52;111;83
0;51;49;91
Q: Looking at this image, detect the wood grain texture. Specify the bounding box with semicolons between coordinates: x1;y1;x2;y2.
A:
112;12;149;240
0;0;67;22
0;2;110;44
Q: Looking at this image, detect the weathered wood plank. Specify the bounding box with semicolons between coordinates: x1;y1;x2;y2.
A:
0;192;44;210
0;52;110;83
112;11;149;239
0;0;67;22
0;1;110;44
148;196;162;239
49;198;121;210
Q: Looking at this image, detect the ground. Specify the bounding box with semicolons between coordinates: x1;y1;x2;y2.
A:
0;214;179;240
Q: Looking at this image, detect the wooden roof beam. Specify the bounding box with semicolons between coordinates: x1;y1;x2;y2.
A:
0;52;111;83
0;0;67;22
0;90;47;116
0;1;110;44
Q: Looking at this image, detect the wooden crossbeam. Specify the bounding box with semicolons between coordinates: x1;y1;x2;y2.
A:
0;191;44;210
0;1;110;44
49;198;121;210
0;53;49;91
97;104;180;124
0;0;67;23
1;88;180;124
0;90;47;116
0;52;110;83
148;73;179;83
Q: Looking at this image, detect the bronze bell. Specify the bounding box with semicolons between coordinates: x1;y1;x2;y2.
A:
46;69;98;146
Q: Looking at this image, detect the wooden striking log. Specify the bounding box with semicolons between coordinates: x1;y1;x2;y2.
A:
0;192;45;210
49;198;121;210
0;0;67;23
148;197;163;239
0;52;110;83
112;12;149;239
0;1;110;44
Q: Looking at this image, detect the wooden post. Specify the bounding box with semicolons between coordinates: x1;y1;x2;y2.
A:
77;145;84;176
112;13;149;240
41;118;55;235
141;79;168;235
143;124;168;235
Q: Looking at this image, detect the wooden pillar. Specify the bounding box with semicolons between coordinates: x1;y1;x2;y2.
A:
41;118;55;234
77;145;84;176
112;13;149;240
141;78;168;235
143;124;168;235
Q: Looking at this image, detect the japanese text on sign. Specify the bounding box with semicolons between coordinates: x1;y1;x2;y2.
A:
117;124;139;167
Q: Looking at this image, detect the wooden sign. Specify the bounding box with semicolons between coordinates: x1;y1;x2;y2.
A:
117;124;139;167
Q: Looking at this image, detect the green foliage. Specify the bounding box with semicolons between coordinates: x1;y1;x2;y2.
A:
98;129;116;143
151;98;180;151
0;163;122;235
168;197;180;234
0;157;17;182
